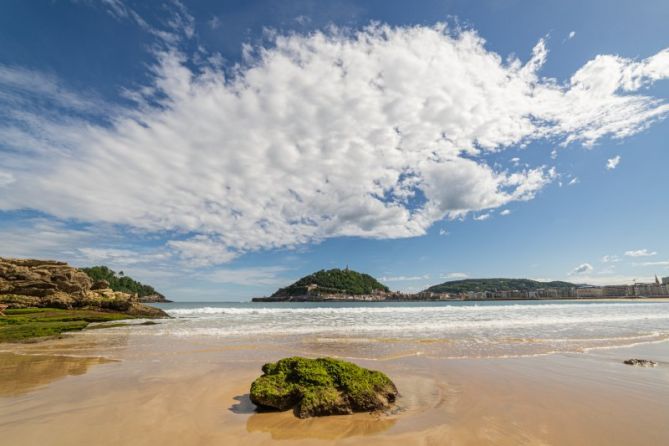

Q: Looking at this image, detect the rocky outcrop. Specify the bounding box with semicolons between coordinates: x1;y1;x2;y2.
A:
0;257;167;318
250;357;398;418
138;293;172;303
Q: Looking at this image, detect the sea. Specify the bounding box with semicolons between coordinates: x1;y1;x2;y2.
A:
131;300;669;359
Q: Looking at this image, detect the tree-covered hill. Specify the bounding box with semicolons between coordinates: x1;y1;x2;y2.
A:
80;266;168;300
272;268;390;297
424;278;577;294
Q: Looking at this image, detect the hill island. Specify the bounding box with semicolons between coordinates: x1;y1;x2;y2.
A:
252;269;669;302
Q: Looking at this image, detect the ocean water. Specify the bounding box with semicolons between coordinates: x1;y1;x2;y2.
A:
141;300;669;358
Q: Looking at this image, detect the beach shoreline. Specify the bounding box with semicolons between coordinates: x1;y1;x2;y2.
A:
1;320;668;445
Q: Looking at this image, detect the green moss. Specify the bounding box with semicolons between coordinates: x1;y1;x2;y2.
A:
0;320;89;342
0;308;136;343
298;386;348;418
250;357;398;418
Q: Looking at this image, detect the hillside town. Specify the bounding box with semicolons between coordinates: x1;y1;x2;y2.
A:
426;276;669;300
253;276;669;302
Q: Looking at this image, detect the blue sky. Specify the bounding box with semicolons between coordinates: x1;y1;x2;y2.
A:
1;0;668;301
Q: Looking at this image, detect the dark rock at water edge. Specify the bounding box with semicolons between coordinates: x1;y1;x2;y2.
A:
138;293;173;303
623;359;657;367
249;356;398;418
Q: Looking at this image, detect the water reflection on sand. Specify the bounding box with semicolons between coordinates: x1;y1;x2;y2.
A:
0;352;114;397
246;409;397;440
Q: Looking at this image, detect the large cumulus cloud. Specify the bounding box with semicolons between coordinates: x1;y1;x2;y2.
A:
1;24;668;264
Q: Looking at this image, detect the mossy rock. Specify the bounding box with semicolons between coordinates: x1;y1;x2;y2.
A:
250;357;398;418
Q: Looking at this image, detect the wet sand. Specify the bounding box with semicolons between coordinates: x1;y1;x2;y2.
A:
1;329;668;445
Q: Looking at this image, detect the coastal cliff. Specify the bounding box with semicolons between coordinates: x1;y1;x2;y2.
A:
0;257;167;318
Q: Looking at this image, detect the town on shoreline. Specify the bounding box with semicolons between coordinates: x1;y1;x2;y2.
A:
253;275;669;303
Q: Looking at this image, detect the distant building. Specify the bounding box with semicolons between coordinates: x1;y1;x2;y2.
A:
663;277;669;285
576;287;604;298
602;285;631;297
633;282;669;297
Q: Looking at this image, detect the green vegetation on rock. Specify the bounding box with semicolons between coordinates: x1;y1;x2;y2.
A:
249;356;398;418
424;278;578;294
0;308;132;343
272;269;389;297
80;266;161;298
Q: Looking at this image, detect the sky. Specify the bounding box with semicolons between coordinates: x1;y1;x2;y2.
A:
1;0;668;301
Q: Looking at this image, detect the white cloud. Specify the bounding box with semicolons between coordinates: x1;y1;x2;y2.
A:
0;64;105;115
440;272;469;280
570;274;653;286
206;266;289;286
0;219;94;260
2;24;669;265
98;0;194;45
295;15;311;26
77;247;170;265
0;218;171;269
640;260;669;267
167;236;238;266
380;274;429;282
439;228;449;236
474;213;492;221
601;254;621;263
0;171;15;187
568;31;576;40
500;209;511;216
568;177;579;186
606;155;621;170
569;263;593;275
625;249;657;257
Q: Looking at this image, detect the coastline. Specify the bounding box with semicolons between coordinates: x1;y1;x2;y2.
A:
252;297;669;303
1;317;668;445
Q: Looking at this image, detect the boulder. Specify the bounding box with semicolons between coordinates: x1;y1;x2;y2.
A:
250;357;398;418
91;279;110;290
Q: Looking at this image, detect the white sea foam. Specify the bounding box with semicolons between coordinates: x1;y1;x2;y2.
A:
166;302;662;316
150;301;669;357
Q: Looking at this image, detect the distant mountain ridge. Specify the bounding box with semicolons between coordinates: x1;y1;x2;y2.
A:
271;268;389;297
424;278;578;294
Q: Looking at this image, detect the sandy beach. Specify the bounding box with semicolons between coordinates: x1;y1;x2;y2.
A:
3;0;669;443
1;317;668;446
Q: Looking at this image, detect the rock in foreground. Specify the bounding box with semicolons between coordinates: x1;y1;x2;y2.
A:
250;357;398;418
